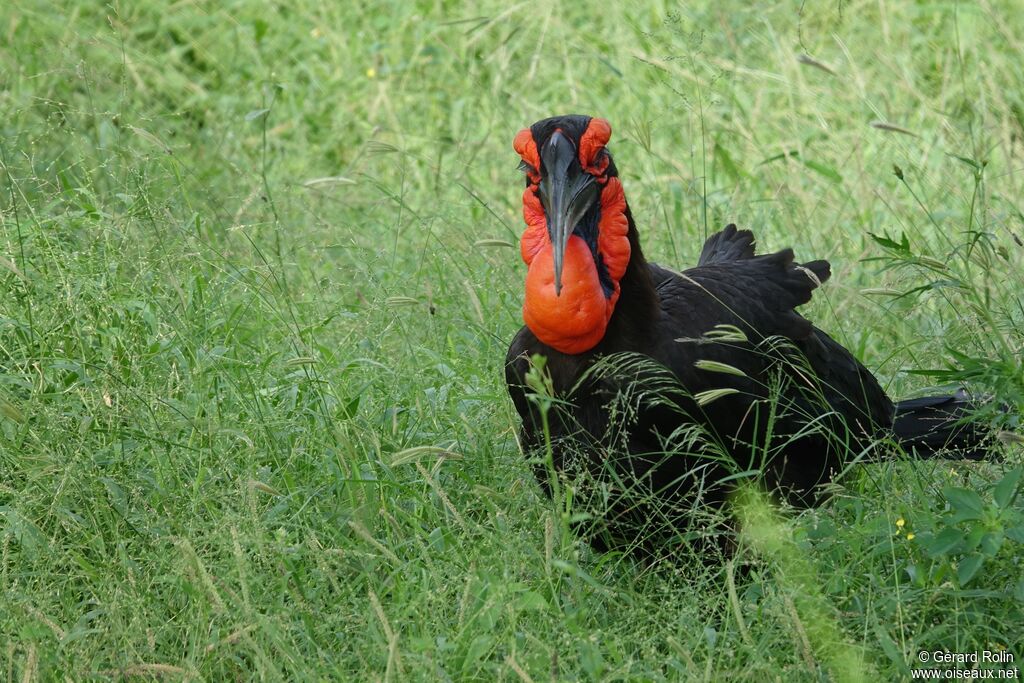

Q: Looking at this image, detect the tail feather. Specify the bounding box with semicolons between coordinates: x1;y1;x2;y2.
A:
892;389;993;460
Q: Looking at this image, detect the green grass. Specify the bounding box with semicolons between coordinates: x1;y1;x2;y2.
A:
2;0;1024;679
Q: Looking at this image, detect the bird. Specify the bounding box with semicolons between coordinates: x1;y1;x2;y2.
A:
504;114;990;559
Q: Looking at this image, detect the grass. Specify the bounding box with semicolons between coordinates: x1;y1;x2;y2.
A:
2;0;1024;679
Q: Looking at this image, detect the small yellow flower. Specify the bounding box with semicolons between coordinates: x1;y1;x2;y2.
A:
906;533;915;541
366;67;377;79
896;518;905;529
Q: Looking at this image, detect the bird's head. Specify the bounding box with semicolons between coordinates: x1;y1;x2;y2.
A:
513;115;632;354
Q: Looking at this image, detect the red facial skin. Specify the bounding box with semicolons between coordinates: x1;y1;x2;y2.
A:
514;118;630;354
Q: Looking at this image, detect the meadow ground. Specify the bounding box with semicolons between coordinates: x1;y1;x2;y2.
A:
2;1;1024;680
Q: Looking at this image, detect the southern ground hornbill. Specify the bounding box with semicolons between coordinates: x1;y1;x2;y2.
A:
504;114;990;559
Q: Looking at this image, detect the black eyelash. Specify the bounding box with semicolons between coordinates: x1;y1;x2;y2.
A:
518;160;536;173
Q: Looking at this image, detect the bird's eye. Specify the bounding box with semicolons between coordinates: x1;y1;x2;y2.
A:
585;148;610;176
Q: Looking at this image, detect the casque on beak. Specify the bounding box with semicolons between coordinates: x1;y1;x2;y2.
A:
537;130;600;295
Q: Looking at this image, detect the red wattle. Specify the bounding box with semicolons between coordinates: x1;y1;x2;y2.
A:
523;236;616;354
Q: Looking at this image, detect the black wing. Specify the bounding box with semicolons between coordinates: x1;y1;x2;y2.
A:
643;242;894;498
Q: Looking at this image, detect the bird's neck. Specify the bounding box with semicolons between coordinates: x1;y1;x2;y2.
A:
597;207;660;351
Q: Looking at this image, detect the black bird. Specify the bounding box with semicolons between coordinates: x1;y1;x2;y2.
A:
504;114;988;558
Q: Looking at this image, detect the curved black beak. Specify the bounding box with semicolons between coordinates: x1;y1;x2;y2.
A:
537;131;599;295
